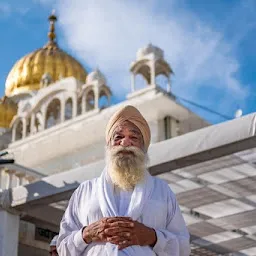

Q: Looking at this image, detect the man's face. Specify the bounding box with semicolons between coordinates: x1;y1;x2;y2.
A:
49;246;58;256
106;121;147;190
110;121;144;150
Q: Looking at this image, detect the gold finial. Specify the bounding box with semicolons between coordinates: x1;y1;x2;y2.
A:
48;10;57;43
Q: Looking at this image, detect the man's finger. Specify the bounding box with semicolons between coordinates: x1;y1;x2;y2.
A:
118;240;132;250
108;221;134;228
107;236;131;244
107;235;120;243
106;217;132;223
105;227;132;236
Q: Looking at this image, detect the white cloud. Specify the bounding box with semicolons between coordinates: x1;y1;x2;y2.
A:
33;0;57;5
0;3;29;16
0;3;11;14
42;0;252;118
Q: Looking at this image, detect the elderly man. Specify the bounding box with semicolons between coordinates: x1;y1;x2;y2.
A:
50;235;59;255
57;105;190;256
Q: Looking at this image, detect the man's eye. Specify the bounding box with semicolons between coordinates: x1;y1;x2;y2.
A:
114;136;122;140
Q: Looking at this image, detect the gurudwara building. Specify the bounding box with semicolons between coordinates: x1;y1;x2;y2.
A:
0;13;255;256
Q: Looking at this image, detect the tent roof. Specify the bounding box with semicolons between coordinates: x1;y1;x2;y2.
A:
1;113;256;255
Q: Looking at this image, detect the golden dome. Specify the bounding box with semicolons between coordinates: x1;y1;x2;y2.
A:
0;96;17;128
5;12;87;97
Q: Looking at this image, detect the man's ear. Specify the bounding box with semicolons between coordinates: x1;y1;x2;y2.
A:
106;140;112;148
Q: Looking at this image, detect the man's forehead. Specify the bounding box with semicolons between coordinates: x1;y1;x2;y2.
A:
114;121;141;135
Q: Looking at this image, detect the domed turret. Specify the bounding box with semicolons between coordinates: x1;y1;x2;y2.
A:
136;43;164;61
5;12;87;97
86;69;107;87
130;43;173;93
81;69;111;111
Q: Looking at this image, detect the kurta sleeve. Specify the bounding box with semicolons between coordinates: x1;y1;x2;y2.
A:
153;187;191;256
57;185;89;255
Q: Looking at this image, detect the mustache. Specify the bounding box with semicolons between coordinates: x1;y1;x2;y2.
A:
110;146;143;157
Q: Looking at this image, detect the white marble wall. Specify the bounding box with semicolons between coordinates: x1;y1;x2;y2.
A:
7;88;208;176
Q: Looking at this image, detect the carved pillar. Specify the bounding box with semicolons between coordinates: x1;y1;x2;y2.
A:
12;123;17;142
94;87;99;109
61;98;65;123
22;118;26;139
41;107;46;130
167;76;171;93
150;61;156;87
72;94;77;118
82;94;86;114
131;73;135;92
15;173;26;187
30;113;35;134
107;94;111;107
5;170;16;189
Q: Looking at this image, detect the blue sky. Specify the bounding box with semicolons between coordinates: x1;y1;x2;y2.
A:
1;0;256;124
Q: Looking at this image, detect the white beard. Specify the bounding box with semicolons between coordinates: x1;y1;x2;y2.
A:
106;146;148;191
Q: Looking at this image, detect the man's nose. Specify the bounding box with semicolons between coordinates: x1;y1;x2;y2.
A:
120;137;132;147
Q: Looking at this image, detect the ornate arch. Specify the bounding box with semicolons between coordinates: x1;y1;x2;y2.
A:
12;118;23;142
85;89;95;112
26;117;31;137
34;111;44;133
77;96;82;116
45;98;61;129
99;87;111;109
65;98;73;120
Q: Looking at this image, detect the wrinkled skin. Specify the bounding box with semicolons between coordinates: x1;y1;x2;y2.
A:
82;217;156;250
49;246;58;255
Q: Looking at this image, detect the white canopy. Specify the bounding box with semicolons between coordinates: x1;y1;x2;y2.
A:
1;113;256;255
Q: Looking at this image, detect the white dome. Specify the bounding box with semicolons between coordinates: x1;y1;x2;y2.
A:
86;69;106;86
235;109;243;118
136;43;164;61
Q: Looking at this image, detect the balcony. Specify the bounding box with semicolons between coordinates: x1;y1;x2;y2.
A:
0;152;45;191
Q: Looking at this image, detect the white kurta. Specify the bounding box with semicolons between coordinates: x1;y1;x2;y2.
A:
57;172;191;256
